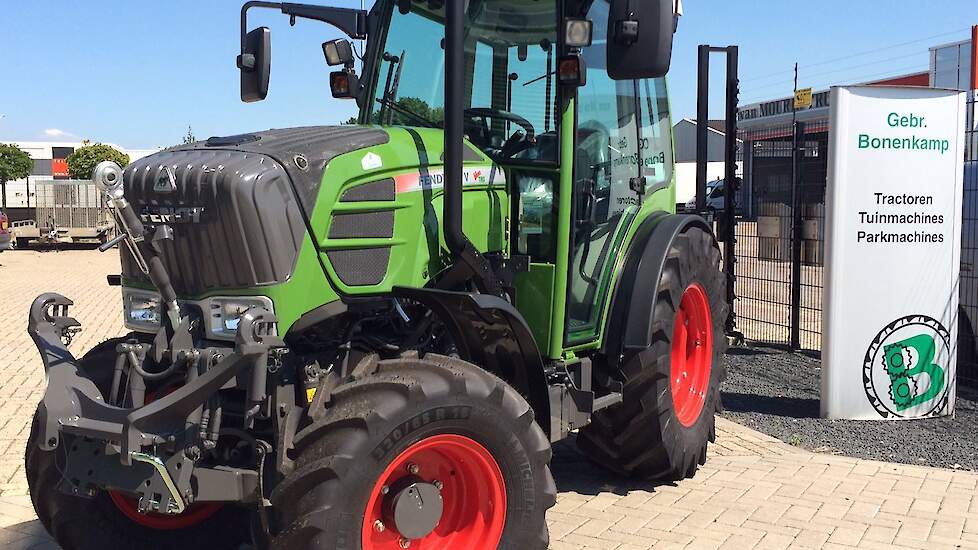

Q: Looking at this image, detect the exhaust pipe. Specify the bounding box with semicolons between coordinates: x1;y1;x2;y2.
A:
443;0;466;256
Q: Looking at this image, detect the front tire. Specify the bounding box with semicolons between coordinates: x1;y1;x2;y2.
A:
577;226;727;480
269;353;556;550
25;337;251;550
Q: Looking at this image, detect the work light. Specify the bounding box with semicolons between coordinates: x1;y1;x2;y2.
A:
322;39;354;67
564;18;593;48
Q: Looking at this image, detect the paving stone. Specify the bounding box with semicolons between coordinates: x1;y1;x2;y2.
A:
3;250;978;549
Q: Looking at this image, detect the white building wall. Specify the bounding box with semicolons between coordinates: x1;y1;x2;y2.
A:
0;141;159;207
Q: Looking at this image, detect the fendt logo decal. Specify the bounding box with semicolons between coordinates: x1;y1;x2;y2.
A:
863;315;951;418
393;165;506;194
140;206;206;224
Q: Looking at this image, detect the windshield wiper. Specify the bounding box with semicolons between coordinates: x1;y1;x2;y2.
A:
375;97;441;129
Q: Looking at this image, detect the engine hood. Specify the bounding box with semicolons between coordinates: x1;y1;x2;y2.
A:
167;125;389;216
120;125;389;296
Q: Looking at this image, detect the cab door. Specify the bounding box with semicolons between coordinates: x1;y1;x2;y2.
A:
565;0;644;344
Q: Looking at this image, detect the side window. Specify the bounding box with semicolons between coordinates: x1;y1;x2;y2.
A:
567;0;642;340
638;78;674;190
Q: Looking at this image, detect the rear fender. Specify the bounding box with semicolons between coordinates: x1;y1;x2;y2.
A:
601;214;715;369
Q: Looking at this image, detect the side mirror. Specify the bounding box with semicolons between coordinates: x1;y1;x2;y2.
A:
238;27;271;103
606;0;675;80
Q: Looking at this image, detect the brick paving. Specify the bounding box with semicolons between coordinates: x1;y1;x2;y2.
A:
1;249;977;549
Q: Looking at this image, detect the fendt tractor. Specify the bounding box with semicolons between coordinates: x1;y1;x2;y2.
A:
26;1;726;549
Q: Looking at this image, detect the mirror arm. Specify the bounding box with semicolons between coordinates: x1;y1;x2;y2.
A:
240;1;281;54
281;3;368;39
240;1;367;57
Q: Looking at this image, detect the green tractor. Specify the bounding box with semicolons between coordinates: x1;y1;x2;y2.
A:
26;0;726;548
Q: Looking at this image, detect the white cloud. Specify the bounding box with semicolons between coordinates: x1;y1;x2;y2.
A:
43;128;75;138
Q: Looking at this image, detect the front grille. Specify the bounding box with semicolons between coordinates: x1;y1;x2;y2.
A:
120;149;305;294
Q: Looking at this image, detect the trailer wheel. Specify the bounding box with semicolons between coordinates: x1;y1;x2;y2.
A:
269;353;555;550
577;226;727;481
25;337;251;550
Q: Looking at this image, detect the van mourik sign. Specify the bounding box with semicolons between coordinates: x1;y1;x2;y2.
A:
822;86;967;420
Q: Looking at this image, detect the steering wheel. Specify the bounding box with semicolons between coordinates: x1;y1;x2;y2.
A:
464;108;537;157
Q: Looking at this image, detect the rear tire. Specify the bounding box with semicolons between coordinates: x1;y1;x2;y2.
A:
269;353;556;550
577;226;727;481
25;336;251;550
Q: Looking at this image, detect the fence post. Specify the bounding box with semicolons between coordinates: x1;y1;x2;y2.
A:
695;45;710;213
789;121;806;349
723;47;739;335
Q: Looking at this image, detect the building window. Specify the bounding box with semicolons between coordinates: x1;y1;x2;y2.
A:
932;42;974;91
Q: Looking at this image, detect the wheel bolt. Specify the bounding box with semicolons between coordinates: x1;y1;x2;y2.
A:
399;538;411;548
407;463;419;475
433;480;443;490
381;485;390;495
374;520;386;533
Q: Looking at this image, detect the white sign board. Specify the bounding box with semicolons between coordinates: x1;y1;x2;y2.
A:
822;86;967;420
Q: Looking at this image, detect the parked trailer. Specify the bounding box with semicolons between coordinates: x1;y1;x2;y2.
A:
9;179;114;247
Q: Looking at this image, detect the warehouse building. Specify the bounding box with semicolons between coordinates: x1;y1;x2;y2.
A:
0;141;157;221
735;31;976;220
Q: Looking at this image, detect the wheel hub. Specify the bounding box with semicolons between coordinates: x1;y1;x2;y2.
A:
362;434;507;549
383;480;444;540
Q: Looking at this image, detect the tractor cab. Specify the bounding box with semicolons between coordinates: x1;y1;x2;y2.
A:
341;0;680;352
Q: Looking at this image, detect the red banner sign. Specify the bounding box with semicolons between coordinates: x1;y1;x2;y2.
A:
52;158;69;178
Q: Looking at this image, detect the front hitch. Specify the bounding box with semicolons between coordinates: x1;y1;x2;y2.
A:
28;293;282;513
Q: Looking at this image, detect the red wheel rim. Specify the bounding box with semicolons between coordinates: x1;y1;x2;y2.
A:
107;387;224;530
108;492;223;530
362;434;506;550
670;283;714;428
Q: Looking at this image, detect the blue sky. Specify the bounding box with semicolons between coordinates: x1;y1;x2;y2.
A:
0;1;974;149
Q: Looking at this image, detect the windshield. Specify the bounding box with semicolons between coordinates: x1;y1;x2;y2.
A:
368;0;559;163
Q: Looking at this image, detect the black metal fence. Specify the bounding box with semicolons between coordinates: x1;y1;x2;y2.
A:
732;119;829;351
730;94;978;387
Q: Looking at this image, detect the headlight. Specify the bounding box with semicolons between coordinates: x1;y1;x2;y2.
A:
123;289;162;332
121;290;274;340
208;297;275;340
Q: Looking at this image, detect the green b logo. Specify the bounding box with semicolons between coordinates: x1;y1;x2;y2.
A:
863;315;951;418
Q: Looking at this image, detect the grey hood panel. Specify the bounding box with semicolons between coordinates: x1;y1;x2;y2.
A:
177;125;390;217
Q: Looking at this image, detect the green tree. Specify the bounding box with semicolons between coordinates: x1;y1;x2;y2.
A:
66;144;130;180
371;97;444;127
0;143;33;210
182;125;196;144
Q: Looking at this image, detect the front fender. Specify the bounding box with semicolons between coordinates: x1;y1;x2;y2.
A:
393;287;552;439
